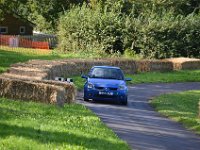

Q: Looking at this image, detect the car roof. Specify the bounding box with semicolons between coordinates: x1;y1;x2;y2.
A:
92;66;121;69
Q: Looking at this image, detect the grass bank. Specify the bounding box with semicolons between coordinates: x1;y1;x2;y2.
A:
127;70;200;84
0;98;130;149
151;91;200;134
0;46;106;73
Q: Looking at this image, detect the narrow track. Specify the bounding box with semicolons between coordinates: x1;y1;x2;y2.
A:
78;83;200;150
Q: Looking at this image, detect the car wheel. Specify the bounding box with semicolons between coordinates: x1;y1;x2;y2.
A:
121;97;128;105
84;97;89;101
122;100;127;105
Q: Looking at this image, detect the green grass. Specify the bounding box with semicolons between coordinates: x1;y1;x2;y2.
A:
0;98;130;150
127;70;200;84
0;47;130;149
0;46;106;73
72;70;200;90
1;46;200;149
151;91;200;134
0;47;56;73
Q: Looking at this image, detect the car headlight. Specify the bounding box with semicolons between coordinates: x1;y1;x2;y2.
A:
88;83;94;89
119;85;125;90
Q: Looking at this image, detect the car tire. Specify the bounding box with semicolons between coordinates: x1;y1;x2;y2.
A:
122;100;127;105
84;97;89;101
121;97;128;105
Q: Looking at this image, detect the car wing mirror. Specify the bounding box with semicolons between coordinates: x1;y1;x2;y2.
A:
125;78;132;81
81;74;88;79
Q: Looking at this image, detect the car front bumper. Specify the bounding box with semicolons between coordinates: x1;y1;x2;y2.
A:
84;89;127;102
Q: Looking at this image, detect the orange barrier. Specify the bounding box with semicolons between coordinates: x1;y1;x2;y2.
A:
19;38;32;48
0;35;50;50
32;41;49;49
0;35;10;45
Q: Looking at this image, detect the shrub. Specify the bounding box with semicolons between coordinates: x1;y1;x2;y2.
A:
57;1;200;59
136;13;200;58
57;3;127;54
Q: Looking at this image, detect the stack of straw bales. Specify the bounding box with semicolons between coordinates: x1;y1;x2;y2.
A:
0;77;75;105
1;57;200;105
4;58;200;81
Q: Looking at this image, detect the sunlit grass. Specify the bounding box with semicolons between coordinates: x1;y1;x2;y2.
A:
0;98;130;150
0;46;107;73
127;70;200;84
151;91;200;134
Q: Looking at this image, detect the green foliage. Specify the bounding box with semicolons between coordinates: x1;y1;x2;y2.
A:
124;48;137;58
58;3;126;54
136;13;200;58
0;0;88;33
151;90;200;134
1;0;200;58
0;98;129;149
58;1;200;58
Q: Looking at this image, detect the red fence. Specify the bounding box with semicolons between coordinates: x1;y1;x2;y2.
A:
0;35;57;50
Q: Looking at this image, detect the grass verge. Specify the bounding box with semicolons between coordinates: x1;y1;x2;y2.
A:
151;91;200;134
0;98;130;150
127;70;200;84
0;46;107;73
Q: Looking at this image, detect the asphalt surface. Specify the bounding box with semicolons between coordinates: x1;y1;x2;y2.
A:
78;82;200;150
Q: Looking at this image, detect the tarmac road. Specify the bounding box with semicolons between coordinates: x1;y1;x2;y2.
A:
78;82;200;150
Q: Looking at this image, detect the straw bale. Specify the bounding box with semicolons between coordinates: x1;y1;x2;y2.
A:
6;58;200;81
32;80;76;104
0;77;75;105
181;61;200;70
2;57;200;106
150;61;173;72
135;60;151;72
164;57;200;70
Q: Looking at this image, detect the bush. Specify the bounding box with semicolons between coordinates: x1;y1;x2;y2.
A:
57;1;200;59
136;13;200;58
58;2;128;54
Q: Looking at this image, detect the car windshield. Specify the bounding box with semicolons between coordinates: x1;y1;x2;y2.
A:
89;67;124;80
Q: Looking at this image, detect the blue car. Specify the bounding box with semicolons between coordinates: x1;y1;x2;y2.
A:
82;66;132;105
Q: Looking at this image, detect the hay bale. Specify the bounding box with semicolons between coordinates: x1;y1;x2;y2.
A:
135;60;151;72
150;61;173;72
2;57;200;107
0;77;76;105
46;58;137;79
181;61;200;70
5;58;200;81
164;57;200;70
32;80;76;104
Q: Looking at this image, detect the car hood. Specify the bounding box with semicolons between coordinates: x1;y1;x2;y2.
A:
88;78;125;88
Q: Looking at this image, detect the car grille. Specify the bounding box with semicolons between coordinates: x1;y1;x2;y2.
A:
95;94;117;98
95;87;104;90
95;87;118;91
109;87;118;91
